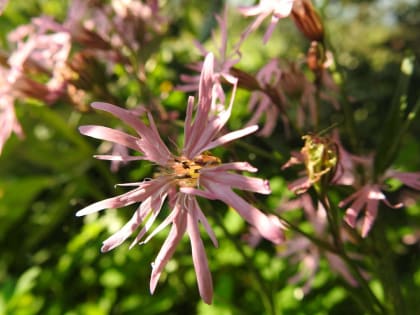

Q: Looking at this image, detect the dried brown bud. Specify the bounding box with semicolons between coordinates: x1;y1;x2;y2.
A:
291;0;324;42
306;41;325;73
229;67;262;91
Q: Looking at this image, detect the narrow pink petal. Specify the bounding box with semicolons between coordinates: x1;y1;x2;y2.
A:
287;176;312;194
325;253;358;287
391;172;420;190
136;194;174;246
196;53;215;126
343;195;366;228
183;96;195;150
194;199;218;247
201;125;258;152
238;6;264;16
79;125;141;152
208;186;284;244
278;237;311;257
187;207;213;304
76;178;168;216
201;173;271;195
179;187;217;200
338;187;364;208
93;155;145;162
91;102;172;165
203;162;258;173
101;200;149;252
263;17;278;43
150;206;187;294
361;199;379;238
76;187;144;216
185;54;215;155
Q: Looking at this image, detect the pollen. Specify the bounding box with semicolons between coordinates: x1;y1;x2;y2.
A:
167;152;221;187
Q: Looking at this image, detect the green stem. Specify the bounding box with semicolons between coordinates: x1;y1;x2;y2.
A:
235;139;284;162
323;35;359;151
318;192;387;315
370;215;407;315
280;216;339;254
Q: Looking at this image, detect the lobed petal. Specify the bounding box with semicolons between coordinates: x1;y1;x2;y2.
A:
201;172;271;195
150;203;187;294
208;185;284;244
187;204;213;304
79;125;141;152
201;125;258;153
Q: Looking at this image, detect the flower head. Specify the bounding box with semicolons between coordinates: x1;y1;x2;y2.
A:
77;53;284;304
177;8;240;103
277;194;363;294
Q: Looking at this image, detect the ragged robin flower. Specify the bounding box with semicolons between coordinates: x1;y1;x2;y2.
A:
76;53;284;304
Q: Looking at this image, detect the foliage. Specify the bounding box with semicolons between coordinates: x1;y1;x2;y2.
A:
1;0;420;314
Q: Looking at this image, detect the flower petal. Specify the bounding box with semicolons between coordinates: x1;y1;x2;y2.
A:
201;125;258;152
79;125;141;152
208;185;284;244
150;204;187;294
187;204;213;304
202;172;271;195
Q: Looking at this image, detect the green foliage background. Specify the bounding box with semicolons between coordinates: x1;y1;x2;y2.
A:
1;0;420;314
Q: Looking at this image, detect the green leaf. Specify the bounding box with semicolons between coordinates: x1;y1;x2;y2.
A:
0;176;54;240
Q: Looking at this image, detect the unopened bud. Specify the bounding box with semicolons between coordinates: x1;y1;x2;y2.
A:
291;0;324;42
229;67;261;91
306;41;325;73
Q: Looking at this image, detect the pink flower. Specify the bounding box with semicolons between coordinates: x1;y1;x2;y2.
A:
0;0;8;15
238;0;294;43
177;8;240;102
335;149;420;237
339;184;402;237
277;194;361;293
245;59;285;137
77;53;284;304
387;171;420;191
7;19;71;102
0;90;24;154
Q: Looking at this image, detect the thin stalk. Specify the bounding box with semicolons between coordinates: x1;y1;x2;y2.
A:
318;192;387;315
235;139;284;162
370;215;407;315
280;216;339;255
323;35;359;151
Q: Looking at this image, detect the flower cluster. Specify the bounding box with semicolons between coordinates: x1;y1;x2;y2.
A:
1;1;419;311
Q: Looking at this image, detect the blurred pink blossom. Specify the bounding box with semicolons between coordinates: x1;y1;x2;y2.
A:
7;20;71;102
178;8;240;103
339;184;402;238
277;194;362;293
77;53;284;304
238;0;294;43
246;59;286;137
336;150;420;237
0;0;8;15
0;86;24;153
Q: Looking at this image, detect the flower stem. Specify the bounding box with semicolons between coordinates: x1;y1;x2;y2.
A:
370;214;407;315
318;192;387;315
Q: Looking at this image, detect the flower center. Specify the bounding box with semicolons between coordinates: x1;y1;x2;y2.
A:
168;152;221;187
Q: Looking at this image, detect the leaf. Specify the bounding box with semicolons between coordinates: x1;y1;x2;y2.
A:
0;177;54;240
